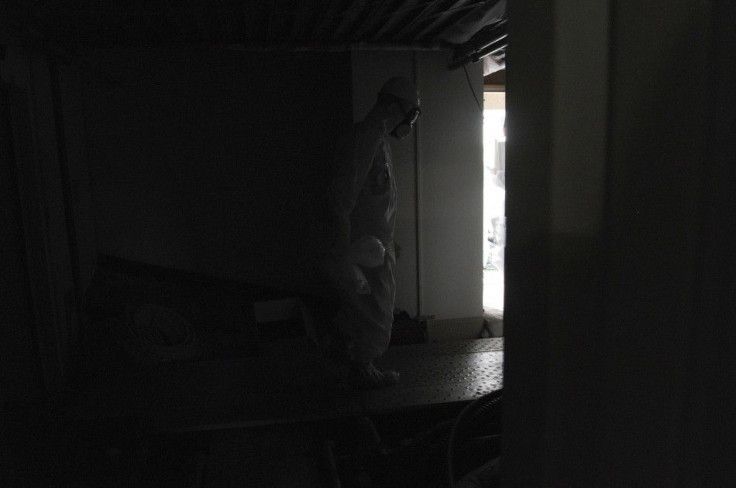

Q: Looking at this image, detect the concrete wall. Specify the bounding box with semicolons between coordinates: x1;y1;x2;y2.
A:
416;51;484;323
351;50;485;324
503;0;735;486
684;2;736;484
83;48;352;295
85;47;486;323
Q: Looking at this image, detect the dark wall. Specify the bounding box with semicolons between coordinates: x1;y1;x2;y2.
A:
596;1;709;484
1;84;43;401
1;49;83;395
684;1;736;484
83;48;352;294
504;0;735;486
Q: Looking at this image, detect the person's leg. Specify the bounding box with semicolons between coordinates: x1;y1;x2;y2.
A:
344;256;399;388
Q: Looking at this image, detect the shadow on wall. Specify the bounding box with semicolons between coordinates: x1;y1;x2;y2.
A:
82;48;353;295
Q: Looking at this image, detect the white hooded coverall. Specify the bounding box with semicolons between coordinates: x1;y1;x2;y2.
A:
328;111;398;366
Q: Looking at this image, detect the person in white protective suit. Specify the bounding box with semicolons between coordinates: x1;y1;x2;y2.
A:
325;77;420;389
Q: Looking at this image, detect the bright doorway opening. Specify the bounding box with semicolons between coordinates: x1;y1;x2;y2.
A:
483;92;506;317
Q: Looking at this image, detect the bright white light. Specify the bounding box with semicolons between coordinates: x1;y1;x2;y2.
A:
483;105;506;312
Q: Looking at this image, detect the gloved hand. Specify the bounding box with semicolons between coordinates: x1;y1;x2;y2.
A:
346;236;386;268
330;236;386;295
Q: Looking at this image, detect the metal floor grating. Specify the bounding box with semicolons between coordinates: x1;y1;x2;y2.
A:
75;337;503;430
366;339;504;412
384;338;504;357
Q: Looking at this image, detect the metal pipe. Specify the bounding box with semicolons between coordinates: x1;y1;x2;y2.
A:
413;51;424;317
451;19;507;58
449;35;507;70
470;38;507;61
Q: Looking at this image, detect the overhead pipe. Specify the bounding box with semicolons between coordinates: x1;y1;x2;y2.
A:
448;44;506;70
448;31;507;70
412;51;424;317
471;37;507;60
450;18;507;59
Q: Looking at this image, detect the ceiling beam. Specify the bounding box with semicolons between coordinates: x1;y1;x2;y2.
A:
352;0;395;40
225;40;445;51
392;0;489;41
434;0;504;44
371;0;427;40
412;0;475;40
391;0;445;40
